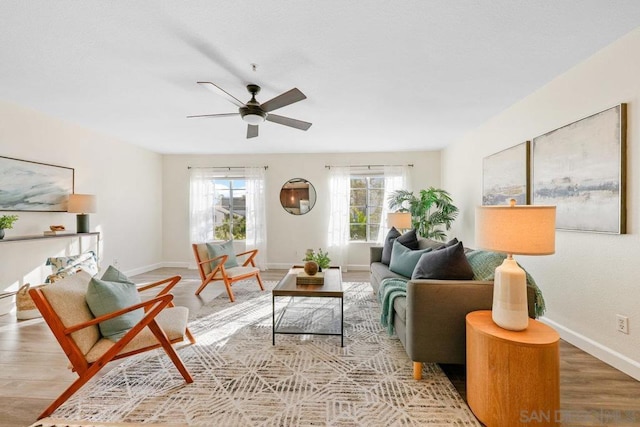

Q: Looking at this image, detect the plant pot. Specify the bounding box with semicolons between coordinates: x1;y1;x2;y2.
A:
0;229;4;240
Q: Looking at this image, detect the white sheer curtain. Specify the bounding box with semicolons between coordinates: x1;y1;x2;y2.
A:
189;168;218;243
327;166;351;271
245;167;268;270
376;165;411;244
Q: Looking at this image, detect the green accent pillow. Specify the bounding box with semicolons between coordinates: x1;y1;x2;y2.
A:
411;241;474;280
381;228;420;265
389;240;433;277
206;240;239;270
86;266;143;341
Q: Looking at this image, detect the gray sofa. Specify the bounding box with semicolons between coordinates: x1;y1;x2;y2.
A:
370;238;536;379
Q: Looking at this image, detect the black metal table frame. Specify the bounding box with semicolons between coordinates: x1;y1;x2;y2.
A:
272;293;344;347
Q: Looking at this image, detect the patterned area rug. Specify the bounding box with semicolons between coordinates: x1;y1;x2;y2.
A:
48;281;480;426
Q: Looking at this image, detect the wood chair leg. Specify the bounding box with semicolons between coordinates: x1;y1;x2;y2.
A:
256;273;265;291
413;361;422;380
185;327;196;345
38;350;114;419
148;321;193;383
194;277;212;296
223;277;235;302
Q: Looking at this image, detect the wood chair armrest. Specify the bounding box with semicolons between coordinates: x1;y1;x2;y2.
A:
198;254;228;267
236;249;258;267
64;294;173;335
137;275;182;297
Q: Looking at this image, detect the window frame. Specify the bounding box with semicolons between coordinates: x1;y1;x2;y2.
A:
212;176;247;241
349;173;384;242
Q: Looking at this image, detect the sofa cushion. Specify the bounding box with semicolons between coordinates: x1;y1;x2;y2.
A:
206;240;239;269
370;262;407;295
411;241;474;280
389;240;433;278
381;228;419;265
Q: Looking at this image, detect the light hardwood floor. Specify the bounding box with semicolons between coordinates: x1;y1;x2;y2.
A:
1;267;639;426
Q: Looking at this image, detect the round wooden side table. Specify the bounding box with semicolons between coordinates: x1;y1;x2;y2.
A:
466;310;560;427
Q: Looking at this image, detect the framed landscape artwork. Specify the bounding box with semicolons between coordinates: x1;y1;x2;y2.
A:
482;141;530;206
532;104;626;234
0;156;74;212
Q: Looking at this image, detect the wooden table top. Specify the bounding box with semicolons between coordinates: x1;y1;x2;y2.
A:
272;266;343;297
466;310;560;346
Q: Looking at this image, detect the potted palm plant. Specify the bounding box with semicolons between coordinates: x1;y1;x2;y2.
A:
388;187;458;241
0;214;19;240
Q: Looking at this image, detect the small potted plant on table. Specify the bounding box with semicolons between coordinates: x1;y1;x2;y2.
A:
0;214;19;240
303;248;331;272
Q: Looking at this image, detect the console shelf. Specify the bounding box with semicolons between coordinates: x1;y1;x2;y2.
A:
0;231;100;243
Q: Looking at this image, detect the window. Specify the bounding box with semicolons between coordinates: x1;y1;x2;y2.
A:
212;178;246;240
349;175;384;241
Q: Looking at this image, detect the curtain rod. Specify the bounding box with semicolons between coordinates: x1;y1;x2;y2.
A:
324;164;413;170
187;166;268;170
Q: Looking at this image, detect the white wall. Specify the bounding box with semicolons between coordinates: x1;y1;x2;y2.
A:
0;101;163;313
442;28;640;379
162;151;440;270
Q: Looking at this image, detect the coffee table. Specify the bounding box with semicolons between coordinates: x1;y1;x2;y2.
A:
272;266;344;347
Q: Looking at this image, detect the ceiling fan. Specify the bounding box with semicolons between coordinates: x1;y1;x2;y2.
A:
188;82;312;138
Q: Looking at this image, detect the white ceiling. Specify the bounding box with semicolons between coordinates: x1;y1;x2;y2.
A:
2;1;640;155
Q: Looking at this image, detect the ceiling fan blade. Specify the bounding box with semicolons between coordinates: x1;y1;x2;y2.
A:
186;113;240;118
261;88;307;112
247;124;259;139
266;114;312;131
197;82;245;108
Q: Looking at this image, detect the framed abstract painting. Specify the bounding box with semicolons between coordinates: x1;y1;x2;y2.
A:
0;156;74;212
482;141;530;206
531;104;626;234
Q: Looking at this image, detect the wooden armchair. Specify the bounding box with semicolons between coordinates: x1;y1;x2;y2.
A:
192;243;264;302
29;270;196;420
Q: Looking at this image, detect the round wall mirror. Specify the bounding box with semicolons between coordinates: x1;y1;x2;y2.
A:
280;178;316;215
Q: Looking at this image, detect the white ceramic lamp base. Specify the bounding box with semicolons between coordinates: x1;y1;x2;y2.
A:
492;256;529;331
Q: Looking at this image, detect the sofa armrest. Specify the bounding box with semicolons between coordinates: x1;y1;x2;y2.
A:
405;279;494;364
370;246;383;264
404;279;536;364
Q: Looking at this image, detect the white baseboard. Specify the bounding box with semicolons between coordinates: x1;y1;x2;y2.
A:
162;261;191;269
540;317;640;381
122;262;164;277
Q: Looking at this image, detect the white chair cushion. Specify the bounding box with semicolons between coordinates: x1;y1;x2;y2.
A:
220;266;259;279
84;306;189;363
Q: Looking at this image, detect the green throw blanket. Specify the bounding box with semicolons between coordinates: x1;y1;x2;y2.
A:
378;278;408;335
377;250;547;336
466;250;546;317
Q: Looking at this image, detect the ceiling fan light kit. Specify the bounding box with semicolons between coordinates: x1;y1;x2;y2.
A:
189;82;311;139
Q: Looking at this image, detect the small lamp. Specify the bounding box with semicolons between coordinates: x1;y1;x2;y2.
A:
387;212;412;232
67;194;97;233
475;199;555;331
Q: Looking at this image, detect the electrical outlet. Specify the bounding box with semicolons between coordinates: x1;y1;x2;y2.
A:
616;314;629;334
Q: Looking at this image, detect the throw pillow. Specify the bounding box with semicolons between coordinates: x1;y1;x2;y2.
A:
206;240;239;270
381;228;420;265
46;251;99;283
411;241;474;280
380;227;401;265
85;266;143;341
389;240;433;277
